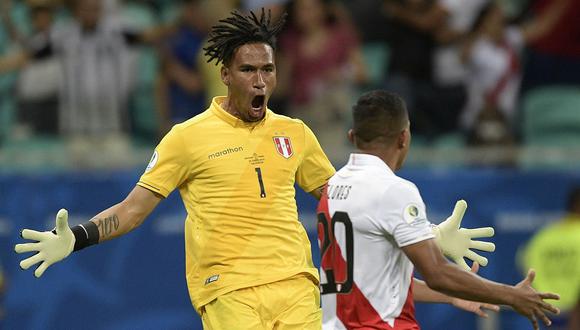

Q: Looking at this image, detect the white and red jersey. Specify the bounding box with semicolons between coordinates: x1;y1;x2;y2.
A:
318;153;434;330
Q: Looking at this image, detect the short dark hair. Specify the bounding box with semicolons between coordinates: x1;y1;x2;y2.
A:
203;8;287;66
352;90;409;147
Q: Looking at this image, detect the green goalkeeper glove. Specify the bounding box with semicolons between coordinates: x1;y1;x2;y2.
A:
432;200;496;271
14;209;75;278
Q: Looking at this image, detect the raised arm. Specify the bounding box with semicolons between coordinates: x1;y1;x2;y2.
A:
520;0;571;44
123;24;177;46
89;185;163;242
15;186;162;277
403;239;560;330
383;0;448;33
413;263;500;318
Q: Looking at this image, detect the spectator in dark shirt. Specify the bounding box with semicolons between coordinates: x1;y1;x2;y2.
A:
155;0;207;135
382;0;449;138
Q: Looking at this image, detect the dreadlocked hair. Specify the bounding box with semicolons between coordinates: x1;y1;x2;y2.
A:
204;8;287;66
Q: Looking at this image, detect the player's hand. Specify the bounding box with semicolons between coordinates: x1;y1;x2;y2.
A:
512;269;560;330
14;209;75;278
432;200;495;270
450;262;500;317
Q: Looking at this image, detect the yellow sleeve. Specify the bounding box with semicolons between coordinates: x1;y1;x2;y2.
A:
138;127;192;197
296;123;336;192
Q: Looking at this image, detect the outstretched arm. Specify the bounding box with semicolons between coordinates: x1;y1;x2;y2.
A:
521;0;571;44
404;239;560;330
383;0;448;33
15;186;162;277
89;185;163;242
413;263;500;318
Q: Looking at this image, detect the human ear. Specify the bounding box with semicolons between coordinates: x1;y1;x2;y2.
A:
221;66;229;86
347;129;355;145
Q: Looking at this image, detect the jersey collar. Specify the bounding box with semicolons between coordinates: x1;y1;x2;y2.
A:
210;96;270;129
347;153;395;175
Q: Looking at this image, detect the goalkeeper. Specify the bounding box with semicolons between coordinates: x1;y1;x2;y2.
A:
318;90;560;330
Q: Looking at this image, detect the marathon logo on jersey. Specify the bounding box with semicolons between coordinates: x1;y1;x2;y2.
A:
205;274;219;285
273;136;293;159
403;203;428;226
207;146;244;160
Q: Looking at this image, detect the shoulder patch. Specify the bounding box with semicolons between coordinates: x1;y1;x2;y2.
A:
403;203;425;225
145;150;158;172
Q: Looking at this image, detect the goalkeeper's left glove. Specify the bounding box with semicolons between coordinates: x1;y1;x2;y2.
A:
15;209;75;278
432;200;496;271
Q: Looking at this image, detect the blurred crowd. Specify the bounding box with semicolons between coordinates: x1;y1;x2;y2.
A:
0;0;579;167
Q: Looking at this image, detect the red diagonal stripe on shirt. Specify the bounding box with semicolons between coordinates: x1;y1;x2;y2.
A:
317;192;419;329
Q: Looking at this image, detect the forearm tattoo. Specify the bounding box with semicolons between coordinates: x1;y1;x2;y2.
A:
94;215;120;239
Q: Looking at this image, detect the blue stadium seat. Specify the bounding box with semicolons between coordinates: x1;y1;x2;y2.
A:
10;1;32;36
0;2;30;143
0;91;16;142
119;2;157;30
522;86;580;146
434;133;466;149
119;2;160;140
119;1;159;87
160;2;180;24
360;42;389;88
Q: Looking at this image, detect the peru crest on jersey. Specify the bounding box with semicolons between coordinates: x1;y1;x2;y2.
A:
273;136;293;159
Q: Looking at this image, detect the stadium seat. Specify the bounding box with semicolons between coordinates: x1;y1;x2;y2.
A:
499;0;529;18
0;92;16;143
522;86;580;146
118;0;159;85
0;3;29;143
434;133;466;149
119;2;157;30
118;2;160;141
11;1;32;36
118;0;159;86
360;42;390;89
160;2;180;24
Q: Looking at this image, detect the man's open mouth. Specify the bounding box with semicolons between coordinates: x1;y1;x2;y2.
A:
252;95;265;109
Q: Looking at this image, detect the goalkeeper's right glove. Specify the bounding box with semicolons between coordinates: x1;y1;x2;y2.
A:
14;209;75;278
432;200;496;271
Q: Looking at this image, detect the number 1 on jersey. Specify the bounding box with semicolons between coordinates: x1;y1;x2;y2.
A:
255;167;266;198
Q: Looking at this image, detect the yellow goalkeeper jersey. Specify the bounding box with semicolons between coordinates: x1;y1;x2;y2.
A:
138;96;335;311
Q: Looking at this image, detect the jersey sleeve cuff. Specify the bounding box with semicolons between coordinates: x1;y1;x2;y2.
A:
303;173;335;193
398;234;435;248
137;180;170;198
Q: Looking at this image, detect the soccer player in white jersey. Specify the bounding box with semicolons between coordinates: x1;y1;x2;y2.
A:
317;90;561;330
